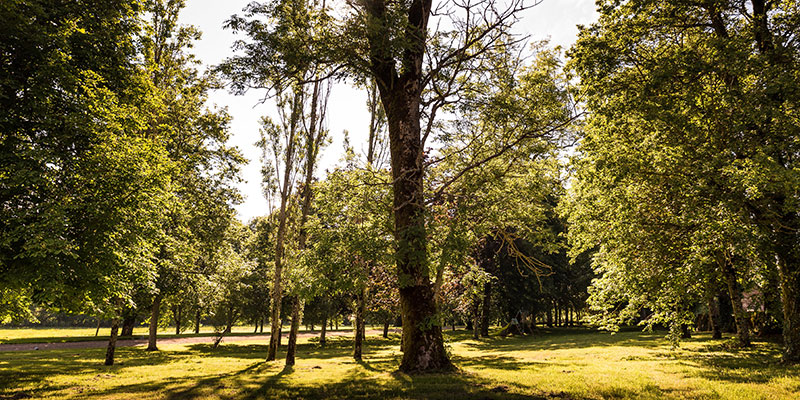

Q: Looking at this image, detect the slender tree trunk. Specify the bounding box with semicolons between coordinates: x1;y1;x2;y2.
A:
195;309;201;334
174;304;182;335
104;299;122;366
353;290;366;361
383;319;390;338
472;300;480;340
721;256;751;346
224;305;234;334
320;311;328;347
95;319;101;337
546;302;553;328
260;315;264;333
146;293;162;351
104;315;120;366
285;295;303;366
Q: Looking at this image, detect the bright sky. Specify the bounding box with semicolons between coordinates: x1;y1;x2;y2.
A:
179;0;598;223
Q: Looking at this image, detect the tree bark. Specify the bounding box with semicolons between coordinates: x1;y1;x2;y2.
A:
708;295;723;339
721;256;751;346
104;316;120;366
320;310;328;346
472;300;480;340
775;218;800;362
121;311;135;337
174;304;182;335
480;282;491;337
353;290;366;361
95;319;101;337
146;293;162;351
383;319;390;338
285;295;303;366
195;309;201;334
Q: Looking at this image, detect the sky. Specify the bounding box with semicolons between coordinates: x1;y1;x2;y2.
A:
178;0;599;222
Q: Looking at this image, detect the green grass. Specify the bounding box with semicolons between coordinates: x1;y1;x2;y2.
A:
1;328;798;399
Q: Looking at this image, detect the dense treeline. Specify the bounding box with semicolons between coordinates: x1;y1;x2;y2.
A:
1;0;799;374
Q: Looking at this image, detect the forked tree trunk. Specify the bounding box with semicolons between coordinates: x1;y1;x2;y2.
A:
147;293;162;351
267;89;303;362
121;312;135;337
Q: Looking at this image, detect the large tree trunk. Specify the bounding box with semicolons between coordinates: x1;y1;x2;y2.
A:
285;296;303;366
379;88;451;373
146;293;162;351
104;311;120;366
720;256;751;346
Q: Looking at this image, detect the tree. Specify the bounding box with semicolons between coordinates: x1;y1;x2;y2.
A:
567;1;800;359
223;0;565;371
0;1;176;365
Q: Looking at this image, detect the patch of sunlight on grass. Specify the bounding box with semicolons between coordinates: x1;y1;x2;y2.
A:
1;328;798;399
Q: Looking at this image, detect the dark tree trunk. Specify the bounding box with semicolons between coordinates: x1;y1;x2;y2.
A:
364;0;450;371
224;305;234;334
320;311;328;346
147;293;162;351
775;216;800;362
546;302;553;328
708;295;723;340
95;319;102;337
353;290;366;361
383;319;390;338
260;315;264;333
121;311;135;337
104;316;120;366
680;324;692;339
195;309;201;334
285;296;302;366
472;300;480;340
721;256;751;346
480;282;491;337
174;304;182;335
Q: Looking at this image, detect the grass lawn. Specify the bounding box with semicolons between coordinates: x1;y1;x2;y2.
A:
0;327;798;399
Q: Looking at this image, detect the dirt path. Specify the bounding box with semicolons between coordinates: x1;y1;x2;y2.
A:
0;329;394;352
